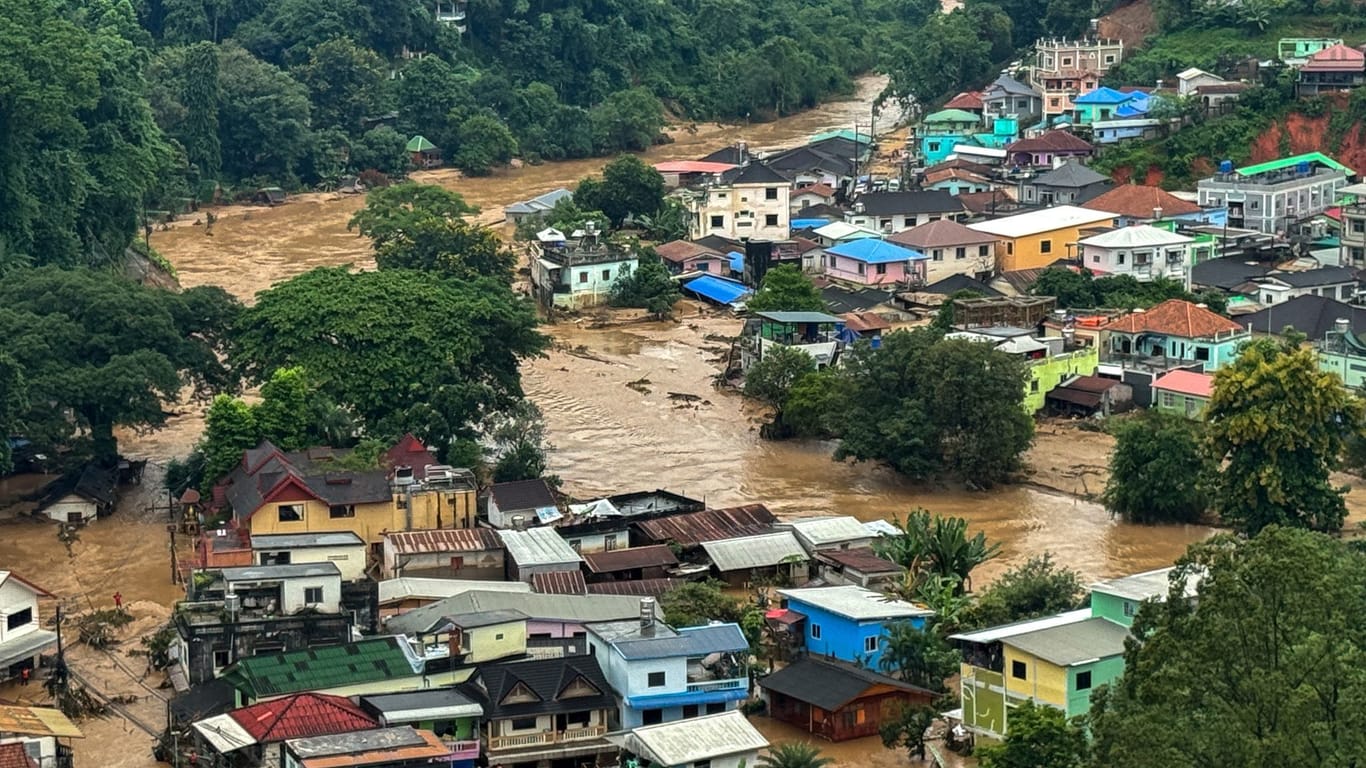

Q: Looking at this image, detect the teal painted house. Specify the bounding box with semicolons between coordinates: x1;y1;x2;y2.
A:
1104;299;1250;372
919;108;982;165
972;117;1020;150
1072;87;1146;126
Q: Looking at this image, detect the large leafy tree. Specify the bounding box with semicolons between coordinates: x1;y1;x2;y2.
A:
294;37;388;135
348;182;477;243
967;554;1085;629
878;621;961;690
744;345;818;438
1089;527;1366;768
182;41;222;179
573;155;665;227
882;10;991;105
832;330;1034;486
453;114;518;176
746;265;826;313
1206;338;1363;534
374;218;516;282
609;253;680;319
233;267;546;455
0;357;27;474
1103;411;1212;524
216;43;313;182
0;0;169;268
0;268;240;460
757;742;834;768
588;87;665;152
979;701;1088;768
349;126;410;176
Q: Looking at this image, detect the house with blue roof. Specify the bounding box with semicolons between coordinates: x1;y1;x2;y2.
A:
776;586;933;668
585;615;750;728
1072;87;1146;126
823;238;926;287
681;274;752;308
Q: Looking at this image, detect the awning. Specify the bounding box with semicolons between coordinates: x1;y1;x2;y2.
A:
682;275;752;306
0;630;56;670
1046;388;1102;408
193;714;257;753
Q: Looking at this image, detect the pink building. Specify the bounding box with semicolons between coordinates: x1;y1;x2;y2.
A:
823;238;927;287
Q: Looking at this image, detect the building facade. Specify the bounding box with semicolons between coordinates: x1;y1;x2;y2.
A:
529;227;640;311
776;586;932;668
683;164;792;241
1197;153;1351;235
1030;37;1125;117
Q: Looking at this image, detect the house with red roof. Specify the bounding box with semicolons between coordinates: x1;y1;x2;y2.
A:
944;91;985;113
1152;369;1215;419
1104;299;1249;374
1005;130;1094;169
1081;184;1207;226
191;693;380;767
1298;43;1366;95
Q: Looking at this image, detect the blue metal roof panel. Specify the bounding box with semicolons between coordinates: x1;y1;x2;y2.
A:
612;623;749;660
825;238;926;264
1074;86;1140;105
683;275;752;305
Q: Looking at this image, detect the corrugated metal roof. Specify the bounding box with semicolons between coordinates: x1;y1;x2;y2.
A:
250;532;365;550
0;706;83;738
359;689;483;722
778;586;933;621
385;591;655;635
627;711;768;765
1090;566;1200;601
587;579;683;597
781;516;873;548
701;531;808;572
1003;617;1130;666
816;547;902;574
682;275;753;306
582;545;679;574
383;528;501;555
948;608;1092;644
530;570;588;595
377;578;529;605
497;527;583;567
192;713;257;753
288;727;451;768
634;504;777;547
220;562;341;581
591;622;749;660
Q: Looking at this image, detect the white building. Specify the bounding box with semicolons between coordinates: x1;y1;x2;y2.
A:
685;163;792;241
529;227;639;311
497;527;584;582
1247;266;1358;306
1077;225;1198;287
1197;154;1350;235
0;571;56;682
251;532;368;581
217;562;343;615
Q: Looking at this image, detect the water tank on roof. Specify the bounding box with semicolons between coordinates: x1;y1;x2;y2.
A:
1219;160;1234;175
1297;160;1312;175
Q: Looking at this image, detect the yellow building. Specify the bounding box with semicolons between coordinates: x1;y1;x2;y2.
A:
967;205;1117;272
221;440;478;547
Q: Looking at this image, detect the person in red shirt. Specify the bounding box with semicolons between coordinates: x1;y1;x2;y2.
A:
113;592;123;610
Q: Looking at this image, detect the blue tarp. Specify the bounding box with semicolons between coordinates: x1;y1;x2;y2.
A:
728;251;744;274
791;218;830;230
683;274;753;306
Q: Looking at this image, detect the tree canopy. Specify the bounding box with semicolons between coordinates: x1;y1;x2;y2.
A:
0;268;240;460
573;155;666;227
1088;527;1366;768
979;701;1089;768
1030;267;1228;313
233;267;546;456
609;252;681;318
1103;411;1213;524
1206;338;1363;534
348;183;478;243
745;345;819;438
746;265;827;313
968;553;1085;629
373;217;516;281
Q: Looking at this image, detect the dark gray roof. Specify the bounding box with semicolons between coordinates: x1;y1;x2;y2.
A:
767;146;854;177
588;621;748;660
985;74;1040;98
462;654;615;718
821;284;897;313
448;609;528;629
1257;265;1358;288
854;190;964;216
693;234;742;253
1002;617;1130;666
220;562;341;581
490;478;557;511
250;532;365;550
1031;161;1112;189
724;163;790;186
758;656;933;711
1239;294;1366;339
923;273;1003;297
222;441;395;521
36;463;117;512
795;203;848;219
1190;257;1274;291
699;146;749;165
359;688;481;716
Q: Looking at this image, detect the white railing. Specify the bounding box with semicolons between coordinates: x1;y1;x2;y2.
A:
488;725;606;751
685;677;746;693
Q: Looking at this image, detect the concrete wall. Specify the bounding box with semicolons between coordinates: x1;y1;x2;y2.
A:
248;485;476;545
1026;347;1100;412
0;579;42;646
43;495;97;523
467;620;528;663
255;544;368;581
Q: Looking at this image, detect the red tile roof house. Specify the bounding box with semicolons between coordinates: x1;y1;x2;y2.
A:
1081;184;1205;226
653;240;729;275
1102;299;1249;404
1298;43;1366;96
1005;130;1094;169
191;693;379;767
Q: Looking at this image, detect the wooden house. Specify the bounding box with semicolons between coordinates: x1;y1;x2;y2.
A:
758;656;934;741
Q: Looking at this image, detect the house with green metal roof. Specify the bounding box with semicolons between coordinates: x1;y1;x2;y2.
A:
918;110;983;166
406;135;442;169
1198;152;1352;235
221;636;425;704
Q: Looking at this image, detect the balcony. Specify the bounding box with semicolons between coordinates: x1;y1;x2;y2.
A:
488;725;607;751
685;677;746;694
442;739;480;761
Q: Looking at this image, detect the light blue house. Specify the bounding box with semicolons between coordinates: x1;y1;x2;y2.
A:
919;108;982;165
1104;298;1250;372
1072;87;1146;126
777;586;933;668
971;117;1021;150
585;616;750;728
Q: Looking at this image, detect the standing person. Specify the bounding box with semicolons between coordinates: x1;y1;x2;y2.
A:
20;667;29;686
113;592;122;610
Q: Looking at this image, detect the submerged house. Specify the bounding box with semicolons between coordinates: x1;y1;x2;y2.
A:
529;226;640;311
759;656;934;742
0;571;56;684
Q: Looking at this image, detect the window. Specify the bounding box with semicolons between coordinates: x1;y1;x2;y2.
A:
1123;600;1137;617
979;244;990;257
278;504;303;522
568;540;582;552
1162;392;1176;408
683;705;700;719
304;587;323;604
647;671;666;687
710;215;724;228
578;271;588;284
1091;253;1100;263
604;534;619;551
1006;242;1014;255
1353;220;1365;234
1030;380;1039;392
510;717;538;731
765;187;779;201
602;269;612;281
811;624;822;640
706;703;726;715
694;761;712;768
1050;98;1061;108
6;608;32;632
642;709;664;725
328;504;354;518
1344;285;1354;300
1194;347;1211;362
1040;239;1053;254
565;710;591;728
879;218;892;230
1116;252;1126;265
856;263;865;275
875;263;887;275
829;255;837;268
928;141;941;152
1062;57;1073;66
1076;670;1093;690
765;214;779;227
697;262;709;272
213;649;231;669
496;633;505;640
932;249;943;262
864;635;879;653
1012;660;1028;680
955;247;966;260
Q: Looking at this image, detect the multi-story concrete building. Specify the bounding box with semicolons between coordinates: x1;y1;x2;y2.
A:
683;163;791;241
1338;182;1366;266
529;225;639;311
1030;35;1125;118
1197;153;1351;235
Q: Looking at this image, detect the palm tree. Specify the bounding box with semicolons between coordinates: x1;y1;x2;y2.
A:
874;508;1001;594
758;742;835;768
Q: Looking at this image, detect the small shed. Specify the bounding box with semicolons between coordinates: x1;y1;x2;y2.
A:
814;547;904;588
486;479;559;528
37;465;118;523
407;136;442;169
759;656;935;742
497;527;584;582
253;187;286;206
700;531;808;587
1045;375;1133;417
581;545;679;583
622;710;769;768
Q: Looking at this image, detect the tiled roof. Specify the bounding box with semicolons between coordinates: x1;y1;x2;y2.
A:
795;183;836;198
633;504;777;547
1081;185;1203;219
1303;43;1366;71
944;91;985;111
655;240;724;264
489;479;557;512
888;219;996;250
0;744;35;768
530;570;588;595
1006;130;1094;154
383;528;501;554
582;545;679;574
221;637;420;699
229;693;377;743
222;440;395;521
1104;299;1245;338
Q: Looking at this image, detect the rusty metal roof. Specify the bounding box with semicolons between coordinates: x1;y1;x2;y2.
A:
529;570;587;595
816;547;902;575
587;579;684;597
633;504;777;547
582;545;679;574
383;528;500;555
0;744;34;768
